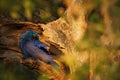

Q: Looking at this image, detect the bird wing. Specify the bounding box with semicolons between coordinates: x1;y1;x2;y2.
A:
24;41;53;63
33;41;50;55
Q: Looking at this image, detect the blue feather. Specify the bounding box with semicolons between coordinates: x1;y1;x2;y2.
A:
19;30;61;71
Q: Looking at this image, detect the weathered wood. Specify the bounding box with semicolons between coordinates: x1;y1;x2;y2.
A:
0;0;88;79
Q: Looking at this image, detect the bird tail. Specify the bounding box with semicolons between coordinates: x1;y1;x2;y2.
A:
50;61;62;73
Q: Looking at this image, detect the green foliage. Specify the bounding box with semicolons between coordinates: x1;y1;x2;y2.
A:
88;12;102;23
0;0;65;23
0;61;39;80
71;63;89;80
109;0;120;34
109;64;120;80
37;74;49;80
93;0;101;9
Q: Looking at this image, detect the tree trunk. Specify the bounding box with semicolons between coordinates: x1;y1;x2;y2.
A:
0;0;87;80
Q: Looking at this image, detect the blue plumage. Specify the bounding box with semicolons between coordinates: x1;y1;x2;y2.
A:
19;30;61;71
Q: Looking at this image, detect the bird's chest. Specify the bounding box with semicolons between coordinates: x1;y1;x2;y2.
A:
20;40;32;57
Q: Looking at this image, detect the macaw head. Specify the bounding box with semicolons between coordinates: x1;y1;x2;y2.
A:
20;30;39;40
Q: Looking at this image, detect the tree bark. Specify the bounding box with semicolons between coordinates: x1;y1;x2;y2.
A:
0;0;87;80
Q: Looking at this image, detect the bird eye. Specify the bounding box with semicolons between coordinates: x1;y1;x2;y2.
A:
32;34;38;40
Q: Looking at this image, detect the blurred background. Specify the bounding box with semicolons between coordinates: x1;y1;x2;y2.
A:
0;0;120;80
0;0;68;23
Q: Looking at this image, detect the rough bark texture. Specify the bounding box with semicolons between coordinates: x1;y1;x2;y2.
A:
0;0;87;80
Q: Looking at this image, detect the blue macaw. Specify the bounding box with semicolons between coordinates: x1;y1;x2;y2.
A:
19;30;61;71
